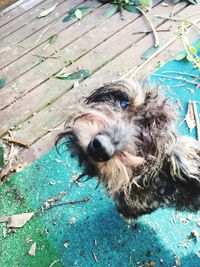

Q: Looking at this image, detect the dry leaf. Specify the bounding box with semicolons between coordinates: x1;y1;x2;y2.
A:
28;242;37;256
12;163;28;173
39;4;57;18
64;241;69;248
191;229;199;241
47;196;60;202
185;100;196;131
149;262;156;266
175;256;181;266
0;212;34;228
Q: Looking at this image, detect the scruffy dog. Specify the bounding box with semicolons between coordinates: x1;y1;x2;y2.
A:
57;80;200;219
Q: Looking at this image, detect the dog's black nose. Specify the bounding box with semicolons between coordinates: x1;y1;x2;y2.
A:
87;135;114;162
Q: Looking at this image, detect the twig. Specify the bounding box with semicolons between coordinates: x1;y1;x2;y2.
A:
154;15;200;31
46;196;91;210
162;71;200;80
172;83;186;88
31;53;60;60
92;252;99;263
34;26;50;45
119;5;124;21
152;73;200;85
184;11;200;20
181;21;200;70
49;260;60;267
138;7;159;47
170;2;182;18
132;27;171;35
123;37;177;80
41;126;63;132
192;101;200;142
3;137;29;148
155;11;200;21
7;131;15;168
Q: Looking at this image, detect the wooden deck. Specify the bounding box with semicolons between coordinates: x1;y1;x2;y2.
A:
0;0;200;173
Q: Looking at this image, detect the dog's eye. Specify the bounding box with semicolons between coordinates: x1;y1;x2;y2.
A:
119;100;129;109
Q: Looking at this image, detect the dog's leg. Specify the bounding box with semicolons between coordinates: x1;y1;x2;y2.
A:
163;136;200;211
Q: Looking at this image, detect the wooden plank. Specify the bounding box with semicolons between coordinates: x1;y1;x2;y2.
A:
0;0;168;110
0;2;143;109
0;0;18;11
0;0;86;53
1;1;194;139
25;25;200;164
1;0;186;134
0;0;65;41
15;122;64;165
0;0;99;68
10;4;200;147
0;0;29;17
0;3;109;110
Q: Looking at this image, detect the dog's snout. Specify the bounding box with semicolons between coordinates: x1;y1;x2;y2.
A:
87;135;114;162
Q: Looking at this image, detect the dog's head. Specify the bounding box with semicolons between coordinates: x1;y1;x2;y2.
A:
57;80;179;196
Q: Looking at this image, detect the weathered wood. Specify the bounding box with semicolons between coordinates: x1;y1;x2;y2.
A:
0;0;18;11
0;0;86;58
16;122;65;165
0;0;169;111
11;19;198;147
0;2;143;109
0;0;64;40
0;0;190;135
7;3;199;145
0;0;29;17
16;24;200;165
0;0;101;72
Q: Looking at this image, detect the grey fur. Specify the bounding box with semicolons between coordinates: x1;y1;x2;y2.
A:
58;80;200;219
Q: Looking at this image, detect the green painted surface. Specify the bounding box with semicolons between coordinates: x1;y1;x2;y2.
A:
0;40;200;267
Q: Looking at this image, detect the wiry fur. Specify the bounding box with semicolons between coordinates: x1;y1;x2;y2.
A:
57;80;200;219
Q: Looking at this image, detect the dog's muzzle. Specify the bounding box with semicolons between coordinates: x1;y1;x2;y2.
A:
87;134;115;162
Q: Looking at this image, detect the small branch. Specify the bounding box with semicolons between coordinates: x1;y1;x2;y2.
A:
162;71;200;80
41;126;63;132
132;27;171;35
192;101;200;142
170;2;181;18
3;137;29;148
119;5;124;21
185;11;200;20
123;37;177;80
46;196;91;210
92;252;99;263
7;131;15;169
49;260;60;267
181;21;200;70
155;11;200;21
34;26;50;45
138;7;159;47
31;53;59;60
154;15;200;31
152;73;200;86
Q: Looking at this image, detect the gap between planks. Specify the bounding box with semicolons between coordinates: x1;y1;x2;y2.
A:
0;1;194;138
0;0;176;111
16;26;200;165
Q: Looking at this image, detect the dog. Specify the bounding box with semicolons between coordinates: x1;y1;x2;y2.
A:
57;80;200;219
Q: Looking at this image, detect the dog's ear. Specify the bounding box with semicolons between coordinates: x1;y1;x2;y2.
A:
168;136;200;189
